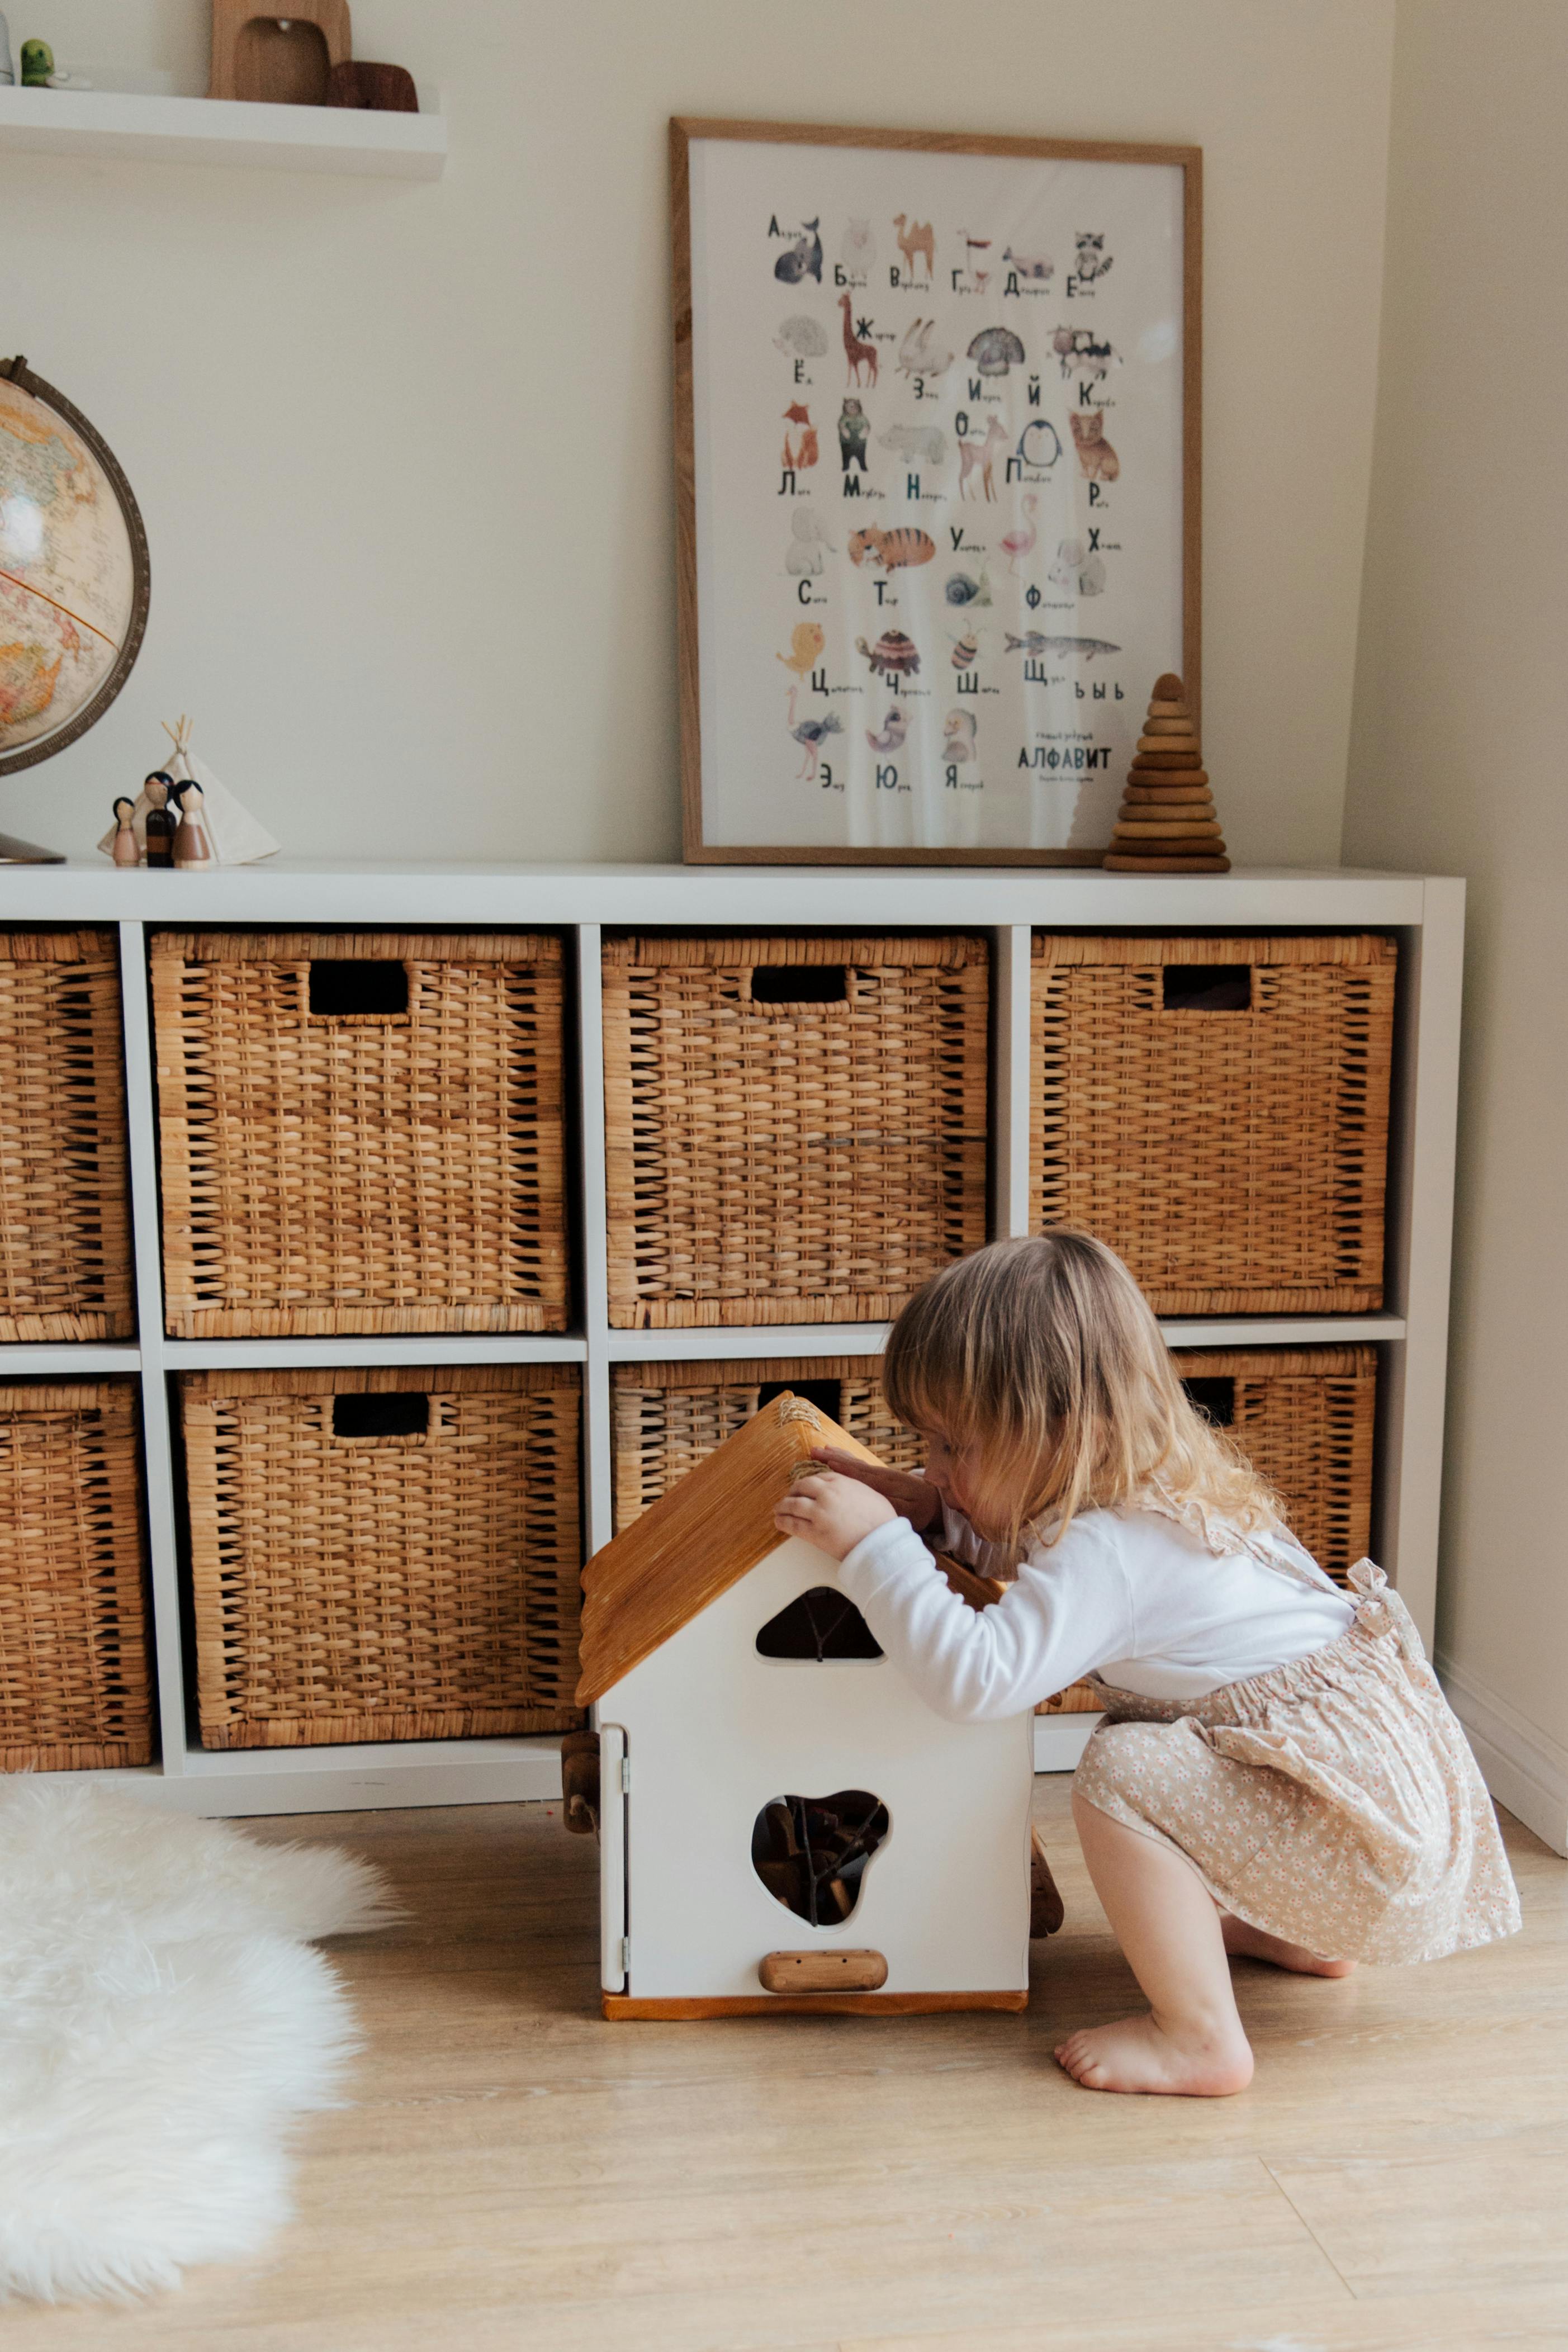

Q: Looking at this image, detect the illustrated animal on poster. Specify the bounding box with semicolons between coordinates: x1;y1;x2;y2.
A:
839;398;870;474
967;326;1026;380
774;315;828;361
776;622;825;684
774;219;823;285
1016;418;1063;473
856;629;921;682
838;294;879;388
784;506;836;576
1002;244;1054;282
892;212;935;282
840;218;876;275
1005;629;1121;659
1049;537;1107;597
1073;231;1113;284
784;695;843;779
956;232;992;292
944;567;992;607
568;1396;1036;2020
865;703;907;753
943;708;978;763
957;416;1009;501
781;403;818;470
847;525;935;574
999;493;1039;576
1069;410;1120;481
1052;326;1117;381
894;318;953;381
877;420;946;469
949;630;980;671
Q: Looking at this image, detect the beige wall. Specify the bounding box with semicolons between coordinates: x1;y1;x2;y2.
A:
4;0;1394;862
1345;0;1568;1798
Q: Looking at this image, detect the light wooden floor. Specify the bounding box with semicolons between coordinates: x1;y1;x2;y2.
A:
10;1782;1567;2352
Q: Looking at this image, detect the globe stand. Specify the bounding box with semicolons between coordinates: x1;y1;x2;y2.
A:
0;833;66;865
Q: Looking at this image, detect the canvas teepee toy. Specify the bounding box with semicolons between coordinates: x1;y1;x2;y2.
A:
1103;673;1229;873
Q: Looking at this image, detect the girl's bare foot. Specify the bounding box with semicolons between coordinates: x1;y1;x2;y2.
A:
1054;2012;1254;2097
1221;1914;1356;1977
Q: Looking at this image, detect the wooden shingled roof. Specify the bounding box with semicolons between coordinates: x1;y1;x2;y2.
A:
574;1391;1002;1705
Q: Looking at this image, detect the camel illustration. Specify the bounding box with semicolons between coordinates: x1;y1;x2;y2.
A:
893;213;935;282
838;294;879;389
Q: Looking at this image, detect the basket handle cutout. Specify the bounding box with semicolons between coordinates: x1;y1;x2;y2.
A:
1181;1375;1235;1428
1162;964;1252;1013
331;1391;430;1440
309;960;410;1019
757;1376;842;1422
750;964;847;1006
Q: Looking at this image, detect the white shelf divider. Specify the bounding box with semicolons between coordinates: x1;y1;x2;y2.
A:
0;867;1457;1814
0;86;446;178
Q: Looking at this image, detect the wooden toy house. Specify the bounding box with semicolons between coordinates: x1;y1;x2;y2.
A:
575;1393;1035;2019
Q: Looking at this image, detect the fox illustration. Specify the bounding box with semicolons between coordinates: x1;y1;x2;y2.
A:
781;402;819;470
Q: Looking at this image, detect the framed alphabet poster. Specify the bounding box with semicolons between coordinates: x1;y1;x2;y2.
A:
673;119;1201;865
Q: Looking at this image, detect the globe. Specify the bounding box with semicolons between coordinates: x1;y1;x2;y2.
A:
0;359;149;848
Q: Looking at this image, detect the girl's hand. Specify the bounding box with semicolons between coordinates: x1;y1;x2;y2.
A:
774;1470;897;1562
808;1445;942;1533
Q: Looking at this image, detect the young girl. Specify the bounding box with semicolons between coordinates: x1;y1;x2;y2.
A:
773;1232;1519;2098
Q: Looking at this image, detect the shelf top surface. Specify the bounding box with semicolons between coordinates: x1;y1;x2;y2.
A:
0;87;446;177
0;861;1448;927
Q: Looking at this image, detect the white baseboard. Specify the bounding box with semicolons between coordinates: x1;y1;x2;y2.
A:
1438;1654;1568;1858
1034;1714;1100;1773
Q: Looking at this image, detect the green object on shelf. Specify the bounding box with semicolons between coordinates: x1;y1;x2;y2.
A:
19;35;52;84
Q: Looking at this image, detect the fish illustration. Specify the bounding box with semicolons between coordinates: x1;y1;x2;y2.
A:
1005;632;1121;658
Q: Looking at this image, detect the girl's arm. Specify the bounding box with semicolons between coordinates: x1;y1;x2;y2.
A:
775;1473;1135;1722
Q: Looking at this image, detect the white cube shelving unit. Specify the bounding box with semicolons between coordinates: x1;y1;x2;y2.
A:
0;860;1462;1815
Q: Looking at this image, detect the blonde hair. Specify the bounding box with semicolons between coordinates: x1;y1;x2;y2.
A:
882;1232;1283;1557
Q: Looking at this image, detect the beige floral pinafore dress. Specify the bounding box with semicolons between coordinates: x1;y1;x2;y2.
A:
1073;1551;1521;1965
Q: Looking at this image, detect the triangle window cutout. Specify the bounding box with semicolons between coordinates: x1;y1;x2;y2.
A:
756;1587;883;1661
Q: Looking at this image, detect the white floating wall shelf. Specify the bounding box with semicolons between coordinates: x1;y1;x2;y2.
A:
0;87;446;178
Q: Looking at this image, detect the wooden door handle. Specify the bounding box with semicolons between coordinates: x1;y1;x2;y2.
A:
759;1948;888;1994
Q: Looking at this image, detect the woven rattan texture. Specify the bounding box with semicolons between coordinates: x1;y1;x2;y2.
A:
611;1358;925;1532
0;933;132;1342
1039;1343;1379;1714
1031;934;1396;1312
0;1383;151;1768
182;1365;583;1748
152;932;569;1337
604;935;989;1327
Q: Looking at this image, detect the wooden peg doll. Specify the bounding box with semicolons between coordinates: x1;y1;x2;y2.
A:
111;796;140;867
170;778;214;869
143;773;177;868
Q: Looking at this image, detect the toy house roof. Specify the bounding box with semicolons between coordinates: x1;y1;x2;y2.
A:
574;1392;1001;1705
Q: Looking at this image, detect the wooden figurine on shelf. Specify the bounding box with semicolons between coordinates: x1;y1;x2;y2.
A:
1103;671;1230;874
208;0;350;105
326;59;416;110
572;1392;1036;2020
143;774;177;869
110;797;140;867
170;779;214;869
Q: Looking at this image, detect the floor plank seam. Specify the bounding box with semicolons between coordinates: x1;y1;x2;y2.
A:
1261;2157;1360;2301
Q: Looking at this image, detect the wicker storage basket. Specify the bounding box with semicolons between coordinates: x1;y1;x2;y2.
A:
182;1365;583;1748
0;931;132;1342
603;934;989;1328
151;931;569;1338
612;1357;923;1531
1031;934;1396;1312
1040;1345;1378;1714
0;1381;152;1768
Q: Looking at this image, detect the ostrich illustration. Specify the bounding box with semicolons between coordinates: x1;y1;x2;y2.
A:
785;688;843;779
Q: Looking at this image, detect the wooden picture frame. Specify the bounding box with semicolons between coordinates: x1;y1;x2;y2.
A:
672;119;1202;867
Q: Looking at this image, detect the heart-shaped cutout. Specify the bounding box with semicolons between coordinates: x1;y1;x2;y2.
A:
752;1790;889;1926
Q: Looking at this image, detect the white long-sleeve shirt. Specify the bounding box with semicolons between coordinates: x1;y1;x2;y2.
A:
837;1496;1356;1721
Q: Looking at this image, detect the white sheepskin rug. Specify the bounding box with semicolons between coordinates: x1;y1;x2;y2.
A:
0;1780;396;2307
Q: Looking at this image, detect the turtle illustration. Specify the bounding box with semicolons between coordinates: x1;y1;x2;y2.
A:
966;325;1027;377
856;630;921;681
